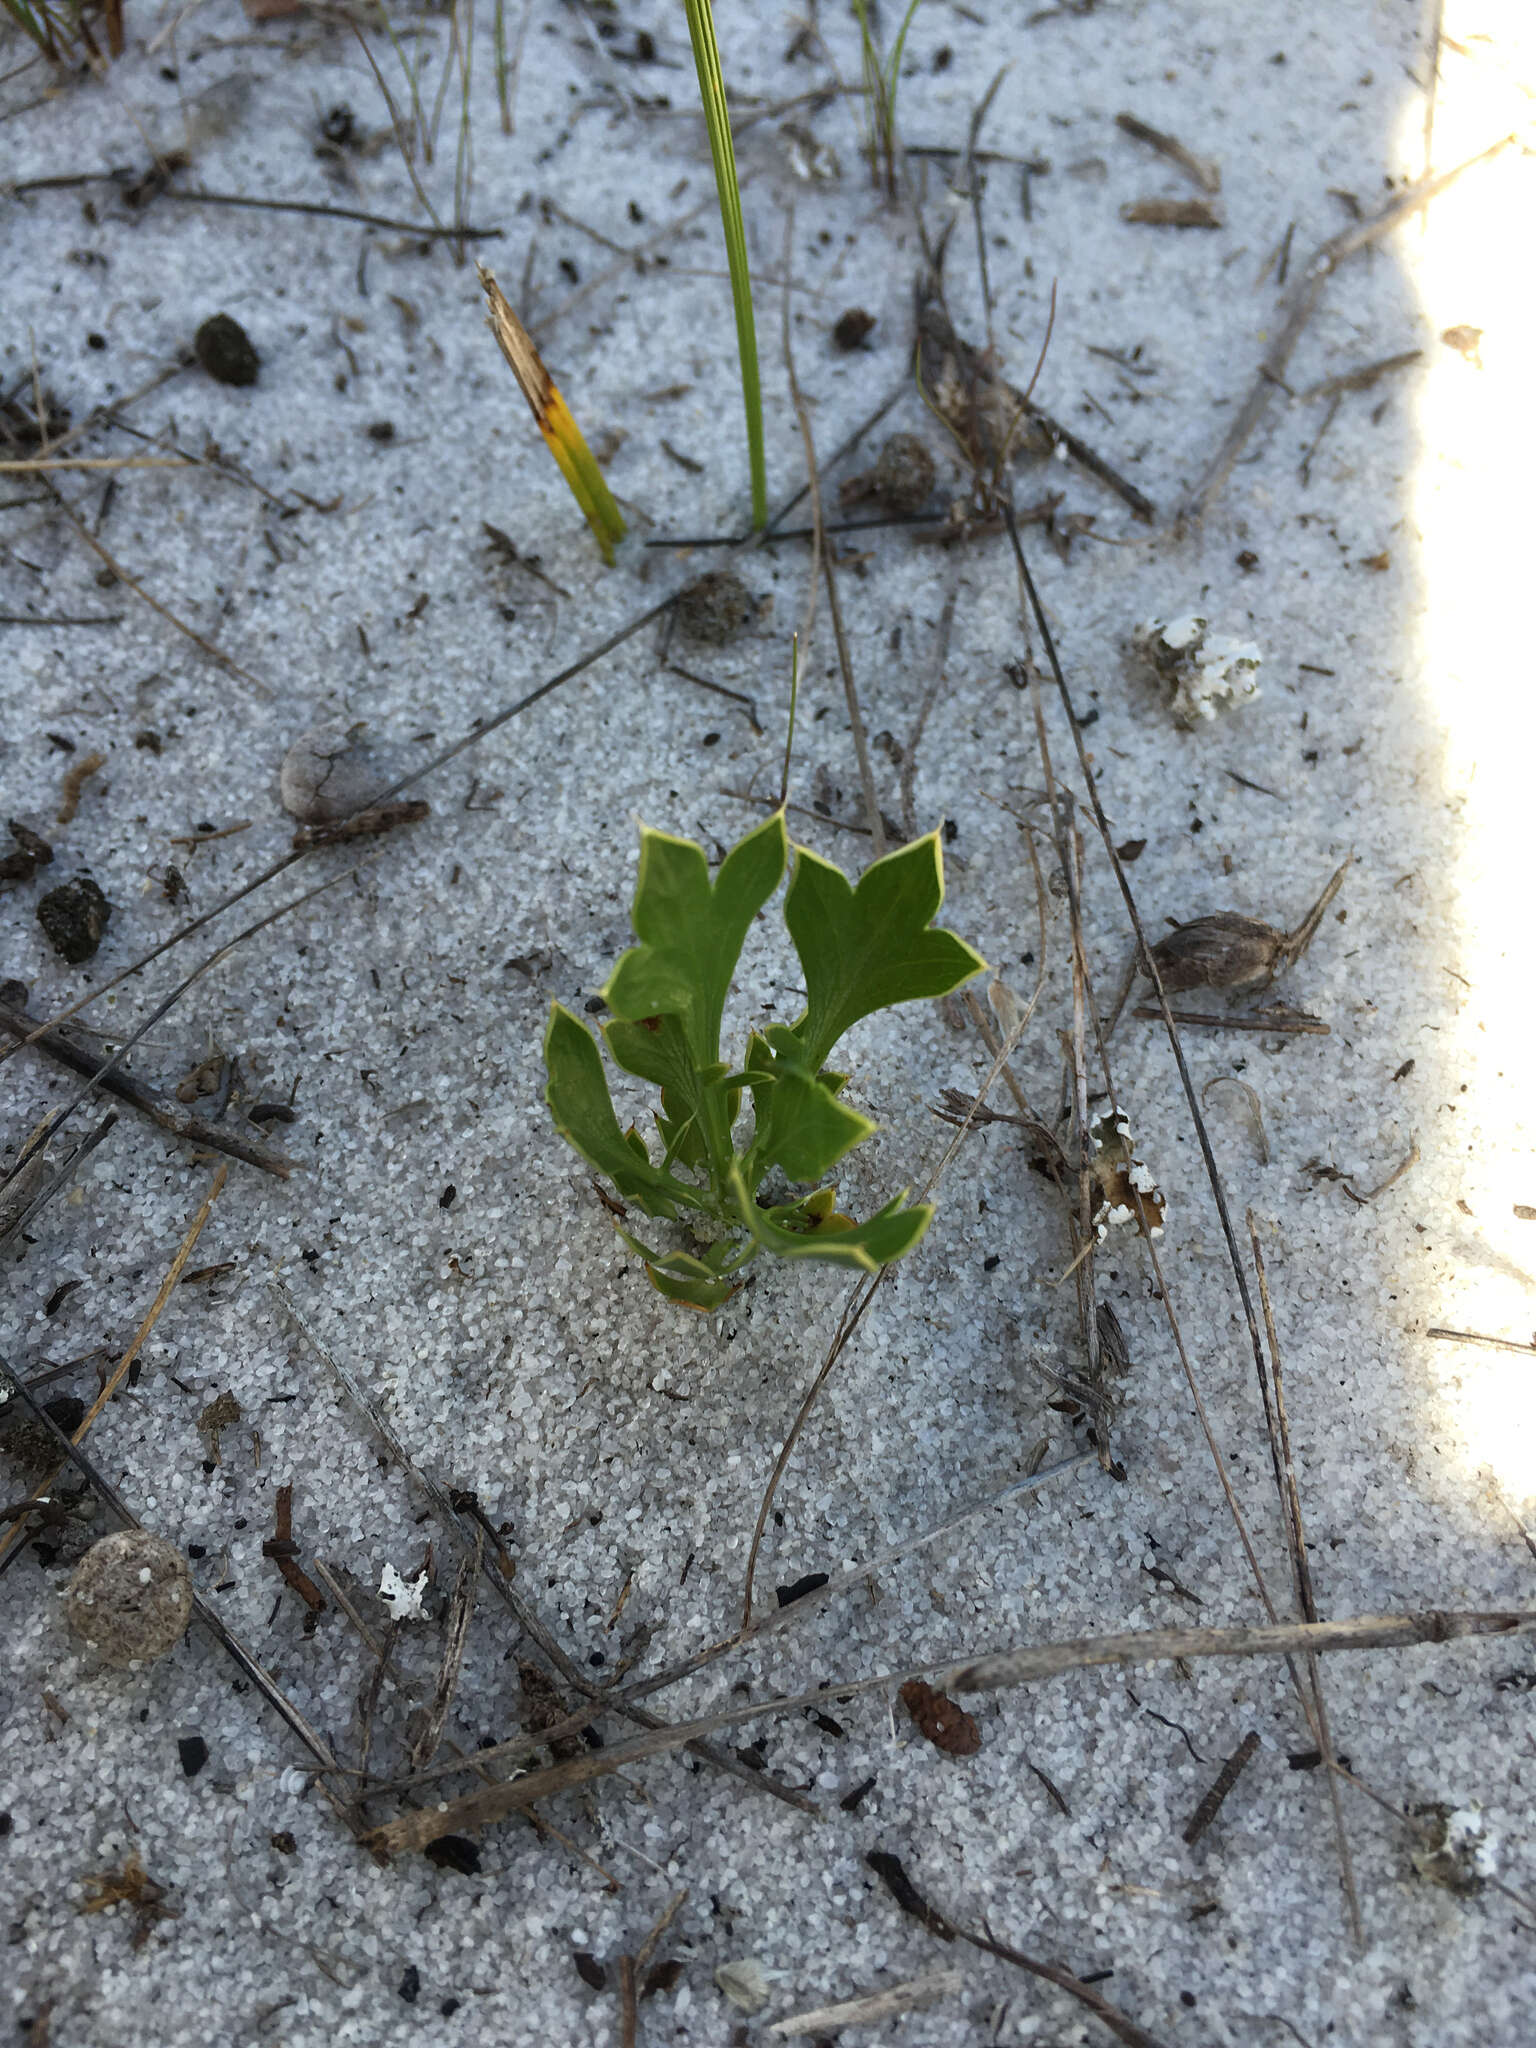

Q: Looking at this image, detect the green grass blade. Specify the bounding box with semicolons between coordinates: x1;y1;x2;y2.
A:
2;0;59;57
682;0;767;529
884;0;924;125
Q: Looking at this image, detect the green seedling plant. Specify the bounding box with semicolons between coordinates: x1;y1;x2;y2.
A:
545;813;985;1309
851;0;924;196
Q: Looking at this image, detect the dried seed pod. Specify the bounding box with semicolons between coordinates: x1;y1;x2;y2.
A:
899;1678;982;1757
672;569;755;646
279;718;374;824
36;874;110;963
871;432;936;515
1148;859;1352;998
1151;912;1287;994
714;1959;770;2015
65;1529;194;1667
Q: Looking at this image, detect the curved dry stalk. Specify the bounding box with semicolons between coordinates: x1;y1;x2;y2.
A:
741;948;1053;1626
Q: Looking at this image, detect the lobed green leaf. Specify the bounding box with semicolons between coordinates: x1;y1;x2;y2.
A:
784;832;987;1071
725;1162;933;1273
602;811;787;1070
543;1003;704;1220
742;1028;874;1185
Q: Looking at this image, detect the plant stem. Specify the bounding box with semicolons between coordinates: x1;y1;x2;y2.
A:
682;0;767;528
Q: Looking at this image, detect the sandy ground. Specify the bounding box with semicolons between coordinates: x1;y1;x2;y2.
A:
2;2;1534;2043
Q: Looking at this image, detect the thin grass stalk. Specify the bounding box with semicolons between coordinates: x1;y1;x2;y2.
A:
681;0;766;527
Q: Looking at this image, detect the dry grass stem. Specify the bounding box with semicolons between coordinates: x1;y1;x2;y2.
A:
362;1608;1529;1858
1177;130;1516;525
0;1163;228;1568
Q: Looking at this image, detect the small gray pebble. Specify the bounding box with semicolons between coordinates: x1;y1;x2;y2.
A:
65;1529;194;1668
279;719;376;824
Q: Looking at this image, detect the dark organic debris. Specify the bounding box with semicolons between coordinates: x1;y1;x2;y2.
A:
1410;1802;1495;1894
776;1571;830;1608
1;1394;85;1470
899;1678;982;1757
833;307;876;350
519;1659;583;1762
194;313;260;387
1182;1730;1260;1844
78;1851;178;1946
36;875;110;963
915;265;1155;521
177;1735;209;1778
866;1851;959;1941
423;1834;482;1875
1;820;55;887
673;570;755;646
868;433;937;515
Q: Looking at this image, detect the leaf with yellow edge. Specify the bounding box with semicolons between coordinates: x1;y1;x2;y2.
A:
478;265;627;564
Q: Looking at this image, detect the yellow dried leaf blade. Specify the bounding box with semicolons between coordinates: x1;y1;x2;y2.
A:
477;265;625;564
537;387;627;560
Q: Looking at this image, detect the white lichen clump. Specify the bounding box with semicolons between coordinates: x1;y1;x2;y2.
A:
1132;613;1262;728
1412;1804;1501;1891
1089;1111;1167;1241
378;1562;430;1621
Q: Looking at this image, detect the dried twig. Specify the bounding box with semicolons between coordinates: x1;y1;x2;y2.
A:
866;1852;1166;2048
1130;1005;1329;1035
767;1966;966;2037
1177;132;1515;526
408;1529;481;1770
1250;1217;1361;1943
1427;1328;1536;1357
940;1609;1531;1694
39;475;270;694
1341;1138;1419;1205
361;1608;1530;1858
0;1164;228;1569
1115;110;1220;193
162;186;501;238
1182;1730;1260;1845
0;993;295;1181
263;1482;327;1622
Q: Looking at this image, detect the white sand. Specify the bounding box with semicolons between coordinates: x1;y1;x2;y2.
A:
2;2;1532;2043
